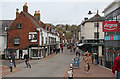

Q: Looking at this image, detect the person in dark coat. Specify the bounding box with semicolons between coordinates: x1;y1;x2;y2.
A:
62;45;64;52
24;53;31;68
112;52;120;79
11;53;16;67
94;53;98;65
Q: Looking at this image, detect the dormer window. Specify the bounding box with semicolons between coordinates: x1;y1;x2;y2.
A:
17;23;22;29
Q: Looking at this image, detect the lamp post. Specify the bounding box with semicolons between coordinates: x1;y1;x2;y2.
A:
88;10;99;64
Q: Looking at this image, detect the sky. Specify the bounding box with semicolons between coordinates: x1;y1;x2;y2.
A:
0;0;115;25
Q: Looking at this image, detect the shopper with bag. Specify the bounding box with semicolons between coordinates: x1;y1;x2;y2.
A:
83;51;91;73
112;51;120;79
24;53;31;68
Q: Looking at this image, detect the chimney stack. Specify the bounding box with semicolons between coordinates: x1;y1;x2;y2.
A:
34;10;40;21
84;17;88;21
16;8;19;18
23;3;28;13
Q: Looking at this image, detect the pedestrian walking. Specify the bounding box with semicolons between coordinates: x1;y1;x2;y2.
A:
24;53;31;68
112;51;120;79
62;44;64;52
94;53;98;65
83;52;91;73
73;47;76;53
91;53;94;64
11;53;16;67
75;48;80;57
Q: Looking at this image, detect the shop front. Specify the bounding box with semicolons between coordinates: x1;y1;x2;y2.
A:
28;45;46;59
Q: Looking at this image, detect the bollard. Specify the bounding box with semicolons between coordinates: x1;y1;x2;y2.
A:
68;70;73;79
72;59;74;66
9;60;12;72
70;64;73;72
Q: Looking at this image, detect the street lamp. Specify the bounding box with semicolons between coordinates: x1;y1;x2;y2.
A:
88;10;99;64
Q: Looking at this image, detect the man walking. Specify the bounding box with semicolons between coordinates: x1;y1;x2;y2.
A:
11;53;16;67
75;48;80;57
24;53;31;68
112;52;120;79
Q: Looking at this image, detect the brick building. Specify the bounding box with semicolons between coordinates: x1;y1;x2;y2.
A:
7;3;60;59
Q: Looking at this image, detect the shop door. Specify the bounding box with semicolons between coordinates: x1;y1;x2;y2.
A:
19;50;23;59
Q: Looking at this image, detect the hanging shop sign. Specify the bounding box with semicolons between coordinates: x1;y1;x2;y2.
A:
102;21;119;32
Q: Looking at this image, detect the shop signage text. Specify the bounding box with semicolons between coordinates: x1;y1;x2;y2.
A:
102;21;119;32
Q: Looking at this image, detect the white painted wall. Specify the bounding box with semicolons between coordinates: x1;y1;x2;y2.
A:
80;22;104;40
0;36;6;54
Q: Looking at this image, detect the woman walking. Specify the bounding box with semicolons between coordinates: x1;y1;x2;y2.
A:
83;51;91;73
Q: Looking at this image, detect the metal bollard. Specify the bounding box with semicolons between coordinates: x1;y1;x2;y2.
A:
70;64;73;72
9;60;12;72
68;70;73;79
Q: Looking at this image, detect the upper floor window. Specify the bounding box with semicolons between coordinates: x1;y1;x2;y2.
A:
17;23;22;29
14;37;20;45
94;23;99;27
46;37;47;44
29;32;37;42
94;32;99;39
42;37;44;45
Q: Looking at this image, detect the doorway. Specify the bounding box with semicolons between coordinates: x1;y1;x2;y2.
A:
19;50;23;59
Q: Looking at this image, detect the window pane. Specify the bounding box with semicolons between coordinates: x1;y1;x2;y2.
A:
14;37;20;44
17;23;22;29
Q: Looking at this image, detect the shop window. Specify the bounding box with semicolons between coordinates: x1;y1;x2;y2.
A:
32;49;38;57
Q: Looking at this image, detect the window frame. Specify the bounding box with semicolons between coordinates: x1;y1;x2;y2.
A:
94;32;99;39
14;37;20;45
17;23;22;29
94;23;99;27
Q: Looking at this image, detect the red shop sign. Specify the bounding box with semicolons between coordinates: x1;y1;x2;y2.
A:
102;21;119;32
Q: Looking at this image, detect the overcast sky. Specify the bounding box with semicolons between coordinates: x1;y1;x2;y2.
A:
0;0;114;25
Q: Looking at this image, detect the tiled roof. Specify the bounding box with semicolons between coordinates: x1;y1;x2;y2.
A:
23;12;44;29
0;20;13;35
81;14;104;25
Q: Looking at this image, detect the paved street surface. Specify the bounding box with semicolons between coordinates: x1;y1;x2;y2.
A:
65;56;115;78
2;60;24;67
3;47;74;77
2;48;115;78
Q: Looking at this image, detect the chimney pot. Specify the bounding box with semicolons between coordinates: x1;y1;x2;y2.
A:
23;3;28;13
84;17;88;21
34;10;40;21
38;10;40;14
16;8;19;18
24;3;27;6
35;11;37;13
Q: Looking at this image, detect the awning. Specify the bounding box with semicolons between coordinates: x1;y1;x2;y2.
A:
77;43;92;52
77;43;84;47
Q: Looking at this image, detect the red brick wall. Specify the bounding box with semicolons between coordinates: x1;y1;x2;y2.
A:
7;12;39;49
